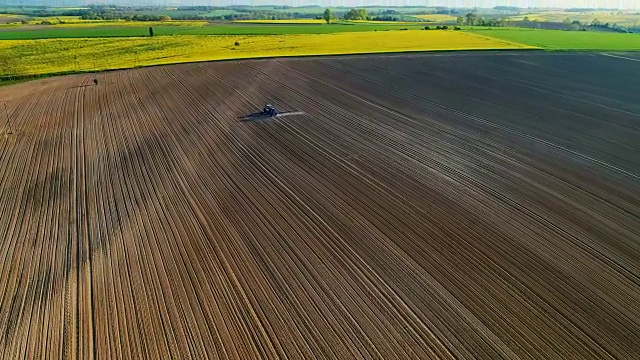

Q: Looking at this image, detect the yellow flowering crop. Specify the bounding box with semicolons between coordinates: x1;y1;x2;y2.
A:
1;30;533;77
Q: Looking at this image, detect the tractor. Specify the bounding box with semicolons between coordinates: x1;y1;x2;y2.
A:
240;104;304;122
262;104;278;117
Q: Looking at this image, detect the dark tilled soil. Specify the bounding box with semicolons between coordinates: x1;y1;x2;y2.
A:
0;52;638;359
0;18;23;25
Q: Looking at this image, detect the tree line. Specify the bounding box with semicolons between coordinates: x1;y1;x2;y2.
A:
456;13;510;27
2;6;452;24
454;12;636;32
321;8;421;23
81;12;171;21
571;18;633;33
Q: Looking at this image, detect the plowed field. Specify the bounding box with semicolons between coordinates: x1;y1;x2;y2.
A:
0;52;639;359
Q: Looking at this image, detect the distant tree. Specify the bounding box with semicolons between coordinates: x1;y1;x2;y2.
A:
345;8;368;21
456;17;464;25
569;20;583;31
149;26;154;37
424;26;430;30
323;8;332;24
523;16;530;22
457;13;508;27
159;15;171;21
465;13;478;26
374;15;399;21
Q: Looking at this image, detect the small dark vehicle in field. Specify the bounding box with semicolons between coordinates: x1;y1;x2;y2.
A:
240;104;304;122
262;104;278;116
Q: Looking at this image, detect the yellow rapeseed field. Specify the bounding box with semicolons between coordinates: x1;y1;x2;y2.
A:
413;14;459;22
0;30;533;77
346;20;423;24
234;19;326;24
53;20;208;27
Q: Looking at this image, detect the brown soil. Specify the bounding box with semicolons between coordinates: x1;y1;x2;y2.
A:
0;52;638;359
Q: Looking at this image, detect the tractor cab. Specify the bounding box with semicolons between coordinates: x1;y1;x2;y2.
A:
262;104;278;117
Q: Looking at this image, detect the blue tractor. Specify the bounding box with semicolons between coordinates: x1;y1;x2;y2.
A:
262;104;278;117
240;104;303;122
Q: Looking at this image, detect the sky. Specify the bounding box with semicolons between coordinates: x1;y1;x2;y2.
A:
3;0;640;9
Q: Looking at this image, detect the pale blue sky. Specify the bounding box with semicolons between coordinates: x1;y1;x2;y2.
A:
207;0;639;8
5;0;640;9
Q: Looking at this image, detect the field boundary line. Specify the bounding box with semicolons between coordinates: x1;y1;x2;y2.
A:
600;53;640;62
461;30;538;49
1;49;542;85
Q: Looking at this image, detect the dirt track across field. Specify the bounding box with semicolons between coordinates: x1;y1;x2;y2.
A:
0;52;639;359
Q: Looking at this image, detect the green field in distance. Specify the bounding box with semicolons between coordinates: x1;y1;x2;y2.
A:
467;28;640;50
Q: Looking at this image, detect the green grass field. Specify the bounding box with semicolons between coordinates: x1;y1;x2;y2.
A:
0;26;162;39
52;20;208;27
467;28;640;50
0;22;429;39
